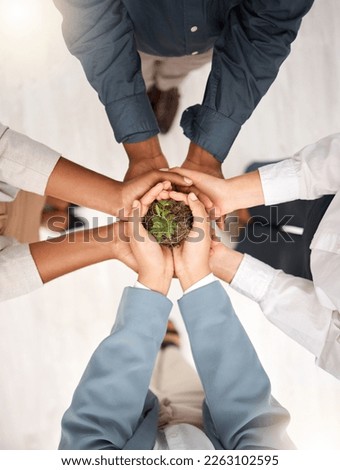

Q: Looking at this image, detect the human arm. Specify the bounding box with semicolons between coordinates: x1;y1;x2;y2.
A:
173;198;293;449
181;0;314;163
171;133;340;216
59;185;175;449
59;287;172;449
53;0;158;147
0;222;137;302
179;282;294;449
209;242;340;380
0;123;191;214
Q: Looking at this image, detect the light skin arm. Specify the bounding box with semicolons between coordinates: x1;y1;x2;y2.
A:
209;241;244;284
173;198;293;449
169;167;264;216
125;183;174;295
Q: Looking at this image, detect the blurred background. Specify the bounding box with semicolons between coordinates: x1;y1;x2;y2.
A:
0;0;339;449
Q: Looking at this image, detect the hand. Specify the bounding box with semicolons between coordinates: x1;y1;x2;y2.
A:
181;142;224;179
209;240;243;284
124;153;169;181
171;192;212;292
168;167;230;217
169;167;265;218
116;170;193;216
123;136;169;181
111;222;138;272
125;183;174;295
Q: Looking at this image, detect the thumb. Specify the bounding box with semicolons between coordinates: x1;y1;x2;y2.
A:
187;192;207;219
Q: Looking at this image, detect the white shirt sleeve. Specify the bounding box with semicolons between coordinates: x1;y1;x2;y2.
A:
0;123;61;199
259;133;340;205
134;273;216;295
231;254;340;379
0;236;43;302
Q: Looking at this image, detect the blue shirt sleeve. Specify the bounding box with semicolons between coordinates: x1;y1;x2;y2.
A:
178;281;295;450
181;0;314;162
53;0;159;144
58;287;172;449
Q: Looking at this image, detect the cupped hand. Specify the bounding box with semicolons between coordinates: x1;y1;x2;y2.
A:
125;183;174;295
170;191;212;292
167;167;230;218
117;170;192;217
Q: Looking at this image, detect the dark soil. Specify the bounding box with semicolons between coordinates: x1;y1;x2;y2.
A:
143;200;193;247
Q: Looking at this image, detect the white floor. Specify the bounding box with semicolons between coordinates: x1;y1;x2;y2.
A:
0;0;340;450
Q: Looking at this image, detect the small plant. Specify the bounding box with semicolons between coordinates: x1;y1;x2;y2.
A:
143;199;193;247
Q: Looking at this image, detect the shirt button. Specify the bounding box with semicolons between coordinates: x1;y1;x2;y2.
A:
191;51;199;55
190;26;198;32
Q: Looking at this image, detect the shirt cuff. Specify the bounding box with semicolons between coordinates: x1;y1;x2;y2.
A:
134;280;151;290
183;273;216;295
180;104;241;162
105;92;159;144
259;159;300;206
0;241;43;302
0;125;60;195
230;254;276;303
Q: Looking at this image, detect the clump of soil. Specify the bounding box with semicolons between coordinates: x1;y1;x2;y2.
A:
143;200;193;247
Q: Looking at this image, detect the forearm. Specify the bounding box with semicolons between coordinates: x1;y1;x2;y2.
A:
210;247;244;284
226;170;265;212
60;287;172;449
45;157;122;215
29;225;117;283
53;0;158;144
179;282;292;449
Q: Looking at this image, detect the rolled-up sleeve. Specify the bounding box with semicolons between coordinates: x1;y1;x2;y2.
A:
0;237;43;302
53;0;159;144
0;123;60;197
181;0;314;162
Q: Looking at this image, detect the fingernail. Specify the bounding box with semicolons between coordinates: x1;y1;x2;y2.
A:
159;168;169;171
132;200;139;208
189;192;198;201
184;177;193;184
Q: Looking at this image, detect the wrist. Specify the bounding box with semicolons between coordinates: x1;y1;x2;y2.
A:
89;224;119;260
185;142;222;172
226;170;265;212
178;267;211;292
137;273;171;296
124;136;163;162
211;248;243;284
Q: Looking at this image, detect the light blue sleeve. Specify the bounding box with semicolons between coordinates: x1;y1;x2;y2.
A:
59;287;172;449
178;281;295;450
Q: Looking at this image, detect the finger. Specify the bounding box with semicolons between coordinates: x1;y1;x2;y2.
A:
128;200;149;239
187;192;208;219
168;167;203;183
139;182;166;215
156;170;193;187
168;190;189;204
196;192;214;211
187;192;211;240
163;180;172;190
157;190;171;201
216;216;226;231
